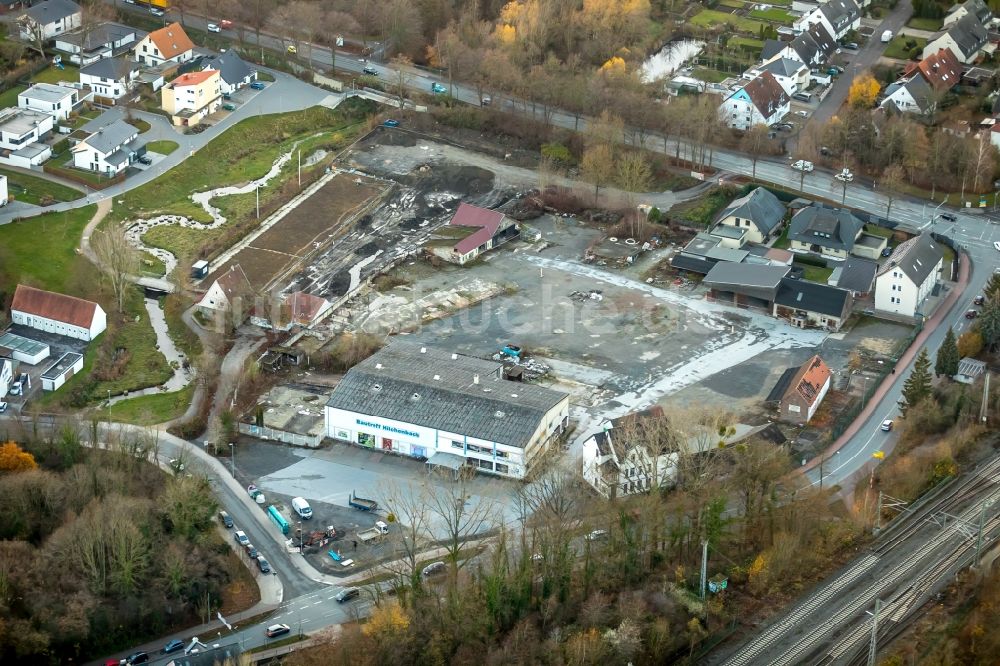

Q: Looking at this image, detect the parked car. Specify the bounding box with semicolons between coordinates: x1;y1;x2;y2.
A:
265;624;290;638
149;7;164;16
585;529;608;541
792;91;812;102
994;241;1000;252
939;212;957;222
162;639;184;654
794;110;809;117
249;82;266;90
220;19;233;28
881;419;893;432
362;66;379;76
421;561;446;577
0;402;7;414
383;119;399;127
335;587;361;603
834;168;853;182
207;23;220;32
881;247;893;257
481;95;492;106
245;543;259;559
844;42;859;50
965;309;979;319
125;652;149;665
137;155;152;165
222;103;237;111
431;82;447;94
219;510;233;528
234;530;249;546
791;160;814;172
257;556;271;573
974;295;986;305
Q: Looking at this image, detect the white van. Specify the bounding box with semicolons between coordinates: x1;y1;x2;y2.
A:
291;497;312;519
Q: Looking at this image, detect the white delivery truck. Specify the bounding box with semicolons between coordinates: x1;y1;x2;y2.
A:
292;497;313;519
881;30;893;42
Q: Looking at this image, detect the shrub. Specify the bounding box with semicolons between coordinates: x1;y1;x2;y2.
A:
541;142;574;164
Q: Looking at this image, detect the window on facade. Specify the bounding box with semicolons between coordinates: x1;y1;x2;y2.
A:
495;463;509;474
451;441;463;450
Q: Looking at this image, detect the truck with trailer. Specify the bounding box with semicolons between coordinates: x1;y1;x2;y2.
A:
357;521;389;544
348;491;378;511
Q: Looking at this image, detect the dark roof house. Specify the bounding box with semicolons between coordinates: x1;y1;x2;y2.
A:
80;56;140;81
715;187;787;237
23;0;79;25
788;205;865;252
774;277;853;319
876;232;944;286
819;0;861;35
201;49;254;86
743;71;790;118
834;257;878;294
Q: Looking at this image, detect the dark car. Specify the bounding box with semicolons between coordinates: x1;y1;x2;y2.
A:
162;639;184;654
125;652;149;665
245;543;259;559
966;309;979;319
939;212;957;222
974;295;986;306
362;66;379;76
137;155;152;165
257;557;271;573
335;587;360;603
383;119;399;127
881;247;893;257
249;82;266;90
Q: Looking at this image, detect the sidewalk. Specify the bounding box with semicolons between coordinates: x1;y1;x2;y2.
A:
799;251;970;477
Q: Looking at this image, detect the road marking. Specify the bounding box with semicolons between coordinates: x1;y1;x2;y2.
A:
313;600;323;605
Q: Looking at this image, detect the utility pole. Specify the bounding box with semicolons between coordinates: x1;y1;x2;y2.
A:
256;185;260;220
298;149;301;188
700;540;708;600
866;598;882;666
981;372;990;424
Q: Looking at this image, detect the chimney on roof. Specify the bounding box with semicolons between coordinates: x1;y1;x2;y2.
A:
420;347;426;353
375;363;383;370
451;353;457;360
433;374;440;380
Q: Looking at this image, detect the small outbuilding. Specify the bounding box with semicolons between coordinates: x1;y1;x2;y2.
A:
40;351;83;391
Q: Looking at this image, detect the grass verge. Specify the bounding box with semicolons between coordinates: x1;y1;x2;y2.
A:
128;118;152;133
248;635;309;653
31;64;79;84
690;9;765;33
0;84;25;109
110;386;195;425
145;139;179;155
691;68;729;83
883;34;927;60
906;17;942;31
0;205;96;294
0;167;83;205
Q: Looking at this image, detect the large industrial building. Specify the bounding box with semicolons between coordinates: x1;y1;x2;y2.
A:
324;343;570;479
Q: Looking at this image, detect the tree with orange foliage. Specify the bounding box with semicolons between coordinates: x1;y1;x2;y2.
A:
0;442;37;472
362;602;410;637
848;74;880;108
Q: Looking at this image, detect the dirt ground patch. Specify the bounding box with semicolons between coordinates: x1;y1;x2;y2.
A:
211;173;385;292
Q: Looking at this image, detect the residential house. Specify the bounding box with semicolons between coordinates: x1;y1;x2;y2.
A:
581;407;677;498
250;291;333;331
79;57;140;100
17;83;77;122
880;75;936;116
17;0;80;41
0;173;8;204
201;50;256;95
0;357;11;399
749;57;810;96
828;256;878;296
10;284;107;341
670;232;751;274
942;0;992;28
719;71;790;131
0;107;54;166
425;202;519;265
874;233;943;319
161;69;221;126
762;22;837;67
54;21;145;65
773;277;853;330
71;118;139;175
788;205;886;260
905;48;962;92
197;264;254;325
713;187;787;244
922;14;990;63
704;262;792;310
133;22;193;66
772;355;832;423
794;0;862;40
0;0;24;15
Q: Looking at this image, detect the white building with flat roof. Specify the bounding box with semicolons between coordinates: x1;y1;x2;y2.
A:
18;82;78;122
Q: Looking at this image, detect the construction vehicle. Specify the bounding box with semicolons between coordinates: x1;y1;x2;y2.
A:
348;491;377;512
357;521;389;544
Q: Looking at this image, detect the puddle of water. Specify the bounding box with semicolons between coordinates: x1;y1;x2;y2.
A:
640;39;706;83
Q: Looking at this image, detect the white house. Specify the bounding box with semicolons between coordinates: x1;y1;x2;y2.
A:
17;83;78;122
40;352;83;391
0;173;8;205
201;49;256;95
748;58;809;96
425;202;519;265
54;21;144;65
874;233;944;319
922;14;990;63
79;57;140;100
0;358;12;399
761;22;837;67
719;71;790;130
581;407;677;498
713;187;787;244
879;75;935;116
71;118;139;175
133;22;193;66
0;107;53;166
197;264;254;326
17;0;80;41
776;355;832;424
10;284;107;341
324;343;570;480
942;0;991;28
793;0;861;40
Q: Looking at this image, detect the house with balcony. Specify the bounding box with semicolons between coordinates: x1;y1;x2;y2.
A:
54;21;145;65
0;107;53;166
874;233;944;320
70;117;140;175
788;204;886;260
79;57;140;100
161;69;221;126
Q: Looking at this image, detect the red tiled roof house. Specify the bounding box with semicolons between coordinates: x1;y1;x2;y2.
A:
197;264;254;328
779;355;832;423
10;284;107;341
426;203;519;265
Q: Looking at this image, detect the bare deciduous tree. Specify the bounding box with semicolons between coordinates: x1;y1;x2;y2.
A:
424;468;499;582
740;124;771;181
377;480;433;598
93;222;138;313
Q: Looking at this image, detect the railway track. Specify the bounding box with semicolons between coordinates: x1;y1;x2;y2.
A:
717;457;1000;666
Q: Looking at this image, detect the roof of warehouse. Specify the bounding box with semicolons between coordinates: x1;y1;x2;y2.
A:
325;342;568;448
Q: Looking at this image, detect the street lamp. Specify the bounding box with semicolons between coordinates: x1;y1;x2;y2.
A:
107;389;111;422
229;442;236;478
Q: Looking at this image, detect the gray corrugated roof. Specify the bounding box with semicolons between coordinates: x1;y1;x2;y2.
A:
789;205;864;251
56;21;143;49
836;257;878;293
24;0;79;25
78;118;137;156
715;187;787;235
80;56;139;81
704;262;790;291
325;343;567;448
878;232;943;286
762;57;805;79
201;49;254;85
774;277;851;317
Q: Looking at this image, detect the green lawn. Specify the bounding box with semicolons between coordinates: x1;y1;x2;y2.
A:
0;205;96;295
798;264;834;283
0;84;25;109
31;64;80;84
127;118;152;133
70;108;102;129
110;386;194;425
690;9;765;34
773;226;791;249
691;68;729;83
0;167;83;205
719;0;746;8
145;139;179;155
46;150;114;186
730;37;765;52
864;224;894;238
883;34;927;60
906;17;942;31
750;8;794;23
